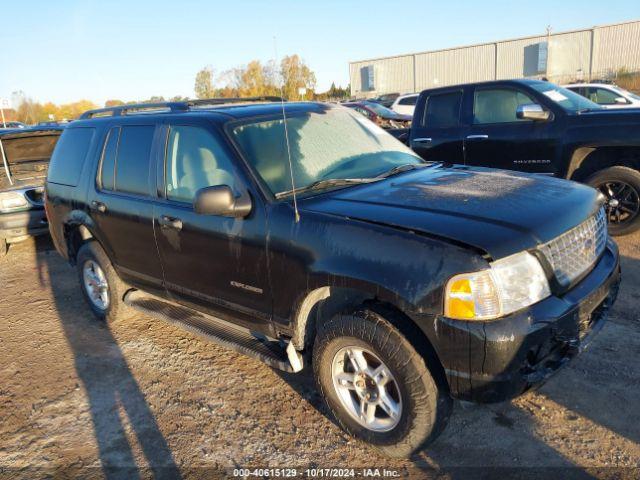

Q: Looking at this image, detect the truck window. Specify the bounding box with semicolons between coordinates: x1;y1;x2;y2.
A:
165;125;237;203
473;88;537;124
423;92;462;128
47;128;96;186
113;126;154;196
399;96;417;106
584;87;626;105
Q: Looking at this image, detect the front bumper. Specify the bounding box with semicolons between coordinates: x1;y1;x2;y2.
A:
432;239;621;403
0;208;49;242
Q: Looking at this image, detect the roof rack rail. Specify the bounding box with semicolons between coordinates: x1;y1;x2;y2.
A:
79;96;285;119
80;102;189;119
187;96;283;107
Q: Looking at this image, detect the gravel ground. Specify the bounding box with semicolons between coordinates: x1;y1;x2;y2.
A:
0;233;639;479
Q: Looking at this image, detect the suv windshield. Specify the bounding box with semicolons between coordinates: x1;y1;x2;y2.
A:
530;83;603;113
232;107;423;197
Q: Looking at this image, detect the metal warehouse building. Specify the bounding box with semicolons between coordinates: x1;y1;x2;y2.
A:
349;19;640;97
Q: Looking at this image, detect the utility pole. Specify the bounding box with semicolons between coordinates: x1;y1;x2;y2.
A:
546;25;552;80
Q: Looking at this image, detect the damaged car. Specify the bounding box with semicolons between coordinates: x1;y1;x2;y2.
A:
46;100;620;457
0;126;63;256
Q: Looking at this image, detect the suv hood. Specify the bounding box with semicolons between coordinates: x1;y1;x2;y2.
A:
0;129;61;191
301;164;603;259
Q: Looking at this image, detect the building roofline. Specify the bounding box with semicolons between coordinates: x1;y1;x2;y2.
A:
349;18;640;65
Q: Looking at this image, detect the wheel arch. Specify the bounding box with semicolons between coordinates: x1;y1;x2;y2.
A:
292;286;449;392
61;211;99;264
568;146;640;181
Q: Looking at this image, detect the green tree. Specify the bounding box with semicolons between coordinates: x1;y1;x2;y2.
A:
194;67;215;99
280;54;316;101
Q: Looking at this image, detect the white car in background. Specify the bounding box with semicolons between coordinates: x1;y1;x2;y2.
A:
390;93;419;116
563;83;640;109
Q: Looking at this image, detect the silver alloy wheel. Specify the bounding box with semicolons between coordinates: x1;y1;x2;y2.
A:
82;260;110;310
331;346;402;432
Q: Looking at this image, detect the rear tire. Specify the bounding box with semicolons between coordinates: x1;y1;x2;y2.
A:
76;241;130;323
313;307;452;458
586;166;640;236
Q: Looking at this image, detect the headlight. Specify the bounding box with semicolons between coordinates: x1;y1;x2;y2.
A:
444;251;551;320
0;191;29;212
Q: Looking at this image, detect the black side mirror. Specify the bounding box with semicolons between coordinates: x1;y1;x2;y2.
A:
193;185;252;218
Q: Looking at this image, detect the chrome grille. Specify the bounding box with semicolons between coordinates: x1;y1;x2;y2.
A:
539;207;607;287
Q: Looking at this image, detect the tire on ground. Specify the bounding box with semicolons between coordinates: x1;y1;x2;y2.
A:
313;306;452;458
586;166;640;236
76;241;130;323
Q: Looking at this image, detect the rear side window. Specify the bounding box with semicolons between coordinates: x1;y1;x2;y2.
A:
399;96;417;106
423;92;462;128
115;126;154;196
48;128;95;186
97;125;154;196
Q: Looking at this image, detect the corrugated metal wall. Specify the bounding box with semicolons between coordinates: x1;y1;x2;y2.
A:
415;43;495;90
349;20;640;97
496;35;547;79
593;21;640;74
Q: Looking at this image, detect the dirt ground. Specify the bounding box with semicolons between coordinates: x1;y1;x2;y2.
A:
0;233;639;480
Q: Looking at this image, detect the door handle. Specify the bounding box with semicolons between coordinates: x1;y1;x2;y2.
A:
90;200;107;213
466;134;489;140
159;215;183;231
413;137;432;143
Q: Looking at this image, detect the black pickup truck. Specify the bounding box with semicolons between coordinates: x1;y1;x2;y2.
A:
409;79;640;235
46;99;620;457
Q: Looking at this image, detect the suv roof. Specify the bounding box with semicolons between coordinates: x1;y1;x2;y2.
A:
76;97;337;122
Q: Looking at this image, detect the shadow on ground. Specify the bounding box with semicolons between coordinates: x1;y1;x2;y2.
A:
34;236;181;479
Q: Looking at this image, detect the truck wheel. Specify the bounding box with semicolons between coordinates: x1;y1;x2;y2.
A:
76;241;129;323
586;166;640;236
313;307;452;458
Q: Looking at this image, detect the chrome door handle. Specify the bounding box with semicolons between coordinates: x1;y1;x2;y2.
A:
159;215;183;231
413;137;432;143
466;134;489;140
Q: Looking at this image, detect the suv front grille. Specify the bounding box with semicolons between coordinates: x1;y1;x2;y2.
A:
539;207;607;287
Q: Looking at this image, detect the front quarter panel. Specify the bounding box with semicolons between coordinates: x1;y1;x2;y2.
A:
267;201;487;343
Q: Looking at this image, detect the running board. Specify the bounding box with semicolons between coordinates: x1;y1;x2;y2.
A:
123;290;300;373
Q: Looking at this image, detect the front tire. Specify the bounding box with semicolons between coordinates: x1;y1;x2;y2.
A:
313;307;452;458
76;241;129;323
586;166;640;236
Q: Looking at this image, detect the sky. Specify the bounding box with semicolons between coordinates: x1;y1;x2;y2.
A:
0;0;638;107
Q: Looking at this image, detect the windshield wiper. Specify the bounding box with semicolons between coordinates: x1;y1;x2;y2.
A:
375;162;431;179
275;178;377;199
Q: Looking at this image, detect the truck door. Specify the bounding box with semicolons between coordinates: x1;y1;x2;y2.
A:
410;89;464;164
463;86;559;175
152;120;272;332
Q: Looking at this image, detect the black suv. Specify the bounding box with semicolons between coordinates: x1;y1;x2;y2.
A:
46;99;621;457
410;79;640;235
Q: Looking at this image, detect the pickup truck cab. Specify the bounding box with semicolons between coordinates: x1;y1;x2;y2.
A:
46;99;620;457
410;79;640;235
